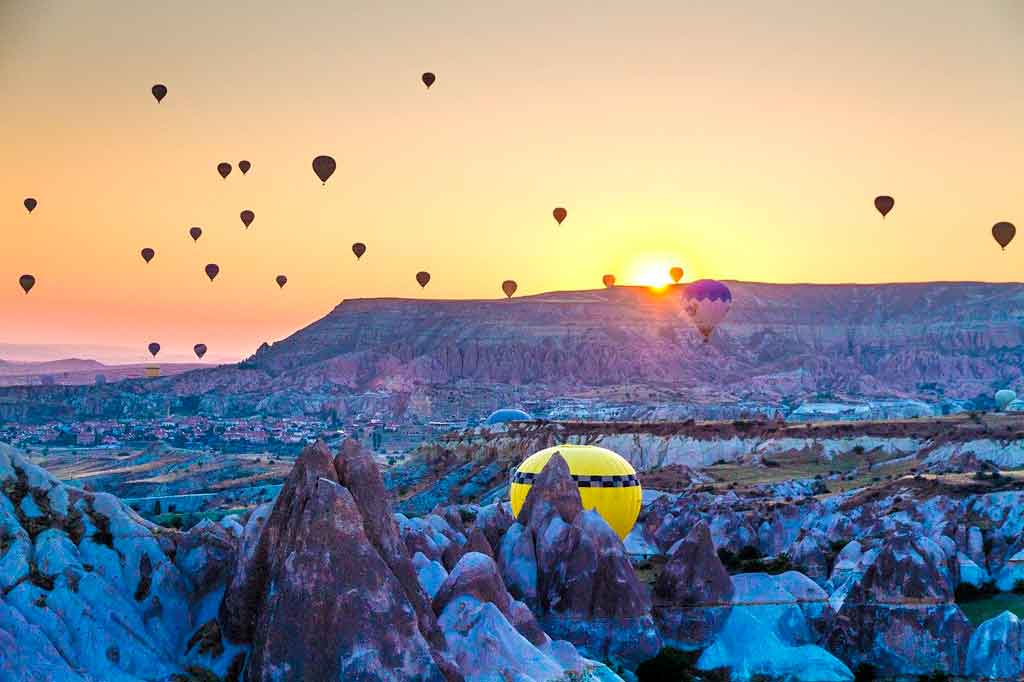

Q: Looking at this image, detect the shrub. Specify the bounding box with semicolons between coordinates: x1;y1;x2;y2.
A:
955;581;998;602
1013;579;1024;595
853;664;877;682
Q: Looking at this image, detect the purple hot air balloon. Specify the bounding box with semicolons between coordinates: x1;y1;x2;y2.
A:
681;279;732;343
147;342;161;357
189;226;202;242
205;263;220;281
240;210;254;228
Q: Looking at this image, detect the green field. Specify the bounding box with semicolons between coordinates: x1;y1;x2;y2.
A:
959;593;1024;626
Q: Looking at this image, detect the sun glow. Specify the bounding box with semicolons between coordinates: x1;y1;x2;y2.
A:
629;258;680;290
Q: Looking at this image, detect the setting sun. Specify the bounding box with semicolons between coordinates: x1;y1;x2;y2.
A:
628;257;683;290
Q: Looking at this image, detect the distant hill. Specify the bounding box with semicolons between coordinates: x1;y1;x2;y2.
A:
0;357;207;387
3;282;1023;422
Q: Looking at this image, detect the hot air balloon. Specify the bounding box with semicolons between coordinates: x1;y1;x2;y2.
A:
141;248;155;264
352;242;366;260
189;227;202;242
416;271;431;288
276;275;288;289
993;222;1016;251
874;195;895;218
194;344;207;360
422;72;436;89
502;280;517;299
312;155;336;185
682;279;732;343
217;163;232;179
151;84;167;102
669;266;684;283
239;160;251;175
510;444;641;540
552;207;567;225
996;389;1017;411
23;198;37;214
148;342;161;358
240;210;255;229
602;274;616;288
205;264;220;281
19;275;35;294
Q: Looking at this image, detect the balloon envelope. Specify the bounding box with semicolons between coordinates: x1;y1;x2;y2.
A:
352;242;366;259
874;195;895;218
602;274;616;288
552;207;567;224
238;160;251;174
422;72;436;88
416;271;431;288
996;389;1017;411
510;444;641;540
669;267;684;283
19;275;35;294
502;280;517;299
682;279;732;342
23;198;37;213
189;227;202;242
993;222;1016;250
205;264;220;281
217;162;231;179
151;84;167;102
312;155;336;184
276;275;287;288
240;210;255;228
141;248;155;263
193;344;207;359
148;342;160;357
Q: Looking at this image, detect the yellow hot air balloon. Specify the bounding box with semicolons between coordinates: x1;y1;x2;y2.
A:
509;444;641;540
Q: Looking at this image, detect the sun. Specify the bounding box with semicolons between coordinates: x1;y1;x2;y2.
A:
629;258;679;290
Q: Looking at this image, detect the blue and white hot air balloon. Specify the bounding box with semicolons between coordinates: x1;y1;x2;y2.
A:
682;279;732;342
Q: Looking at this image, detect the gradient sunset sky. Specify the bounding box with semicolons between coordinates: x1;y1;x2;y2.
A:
3;2;1023;362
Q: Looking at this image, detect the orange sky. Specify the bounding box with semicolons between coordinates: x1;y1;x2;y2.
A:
3;2;1023;362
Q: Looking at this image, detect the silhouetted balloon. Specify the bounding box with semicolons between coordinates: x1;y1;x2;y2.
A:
993;222;1016;250
240;210;254;228
874;195;894;218
669;267;684;283
416;271;431;288
217;162;232;179
352;242;366;259
502;280;517;299
23;198;37;214
422;72;436;89
682;279;732;343
148;342;161;358
602;274;616;288
151;84;167;102
141;248;155;263
19;275;35;294
239;160;251;174
189;227;202;242
205;264;220;281
312;155;336;185
194;344;207;359
552;207;567;224
276;275;287;288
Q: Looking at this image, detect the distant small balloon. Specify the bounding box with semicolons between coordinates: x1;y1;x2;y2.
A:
148;342;161;358
502;280;517;299
874;195;895;218
189;226;202;242
669;267;684;284
217;162;232;179
312;155;336;185
602;274;616;288
276;275;288;289
416;271;431;288
993;222;1016;251
422;72;436;89
205;263;220;281
19;274;35;294
193;344;207;359
151;84;167;102
23;198;37;214
552;207;567;225
240;210;255;228
352;242;366;260
141;248;155;263
238;160;251;175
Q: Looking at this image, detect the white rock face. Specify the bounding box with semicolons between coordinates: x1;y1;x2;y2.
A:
925;439;1024;468
413;551;449;599
965;611;1023;680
